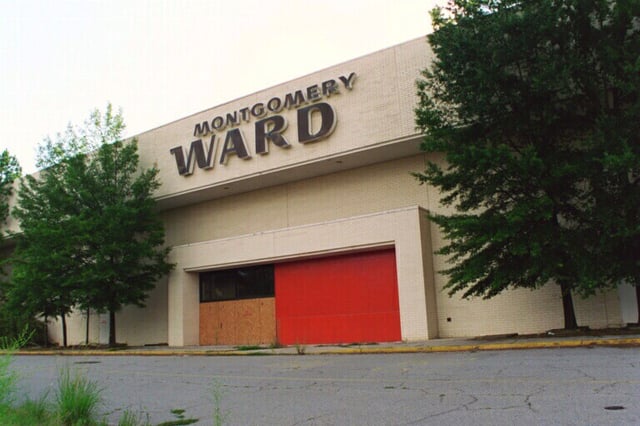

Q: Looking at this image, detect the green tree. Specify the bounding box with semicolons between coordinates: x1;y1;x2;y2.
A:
415;0;640;329
11;105;173;346
0;150;23;340
0;150;21;234
70;136;174;346
10;155;82;347
580;0;640;323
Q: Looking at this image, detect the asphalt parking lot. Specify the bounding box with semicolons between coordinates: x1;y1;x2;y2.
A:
12;345;640;425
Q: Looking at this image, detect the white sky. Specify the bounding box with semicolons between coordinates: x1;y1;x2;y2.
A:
1;0;441;174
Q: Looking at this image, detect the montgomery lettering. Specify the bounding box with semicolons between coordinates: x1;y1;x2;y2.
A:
192;72;356;137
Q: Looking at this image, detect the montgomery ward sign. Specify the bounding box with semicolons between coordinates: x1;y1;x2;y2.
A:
170;72;357;176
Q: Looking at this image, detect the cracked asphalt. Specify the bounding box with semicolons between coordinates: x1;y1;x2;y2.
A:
12;347;640;425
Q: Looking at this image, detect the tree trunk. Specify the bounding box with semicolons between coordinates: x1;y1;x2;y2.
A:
109;310;116;347
636;285;640;324
44;315;49;347
85;308;90;345
61;313;68;348
560;281;578;329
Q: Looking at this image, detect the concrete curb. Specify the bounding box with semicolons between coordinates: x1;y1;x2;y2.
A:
316;337;640;355
14;337;640;357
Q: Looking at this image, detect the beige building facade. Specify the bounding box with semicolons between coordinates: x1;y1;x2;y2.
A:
17;37;628;347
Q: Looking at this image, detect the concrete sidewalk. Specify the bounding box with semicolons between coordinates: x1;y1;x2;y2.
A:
16;332;640;357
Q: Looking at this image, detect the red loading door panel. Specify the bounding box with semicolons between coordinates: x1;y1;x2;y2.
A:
275;249;401;345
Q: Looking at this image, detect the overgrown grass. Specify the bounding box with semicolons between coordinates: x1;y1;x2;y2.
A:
234;345;264;351
56;367;103;425
0;328;55;425
0;358;105;426
0;328;106;425
211;379;228;426
117;409;151;426
3;394;53;425
0;366;147;426
0;330;230;425
0;327;34;408
295;343;306;355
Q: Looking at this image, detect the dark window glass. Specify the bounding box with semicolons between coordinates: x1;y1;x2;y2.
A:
200;264;274;302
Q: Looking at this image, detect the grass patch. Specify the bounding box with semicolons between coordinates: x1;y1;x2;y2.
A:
56;367;103;425
234;345;264;351
0;327;34;408
338;342;379;347
211;379;228;426
117;409;151;426
156;420;199;426
156;408;198;426
0;395;53;425
0;328;153;426
0;328;231;425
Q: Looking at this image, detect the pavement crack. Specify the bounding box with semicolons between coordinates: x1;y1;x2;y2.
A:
594;382;618;394
493;366;507;377
524;385;546;413
461;394;478;410
557;366;597;380
290;413;330;426
400;387;475;424
402;406;465;425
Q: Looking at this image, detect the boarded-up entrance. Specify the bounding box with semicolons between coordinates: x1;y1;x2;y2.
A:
199;298;275;345
275;249;401;345
199;265;275;345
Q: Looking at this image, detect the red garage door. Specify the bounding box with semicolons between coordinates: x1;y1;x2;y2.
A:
275;249;401;345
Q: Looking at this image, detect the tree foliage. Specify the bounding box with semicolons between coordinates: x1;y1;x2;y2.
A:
10;157;88;347
415;0;640;328
0;150;21;234
0;151;25;341
10;105;173;346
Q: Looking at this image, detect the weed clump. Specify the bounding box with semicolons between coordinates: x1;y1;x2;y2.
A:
56;368;102;425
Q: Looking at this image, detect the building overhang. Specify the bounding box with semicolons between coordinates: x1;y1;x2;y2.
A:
155;134;423;210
